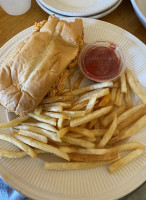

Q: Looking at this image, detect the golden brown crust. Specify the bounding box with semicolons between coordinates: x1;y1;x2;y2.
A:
49;69;69;96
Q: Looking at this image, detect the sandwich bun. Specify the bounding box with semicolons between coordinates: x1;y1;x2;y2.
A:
0;15;83;115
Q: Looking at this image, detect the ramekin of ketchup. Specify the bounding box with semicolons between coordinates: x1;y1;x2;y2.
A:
79;41;125;82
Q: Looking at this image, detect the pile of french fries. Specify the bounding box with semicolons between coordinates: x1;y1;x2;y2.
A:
0;69;146;173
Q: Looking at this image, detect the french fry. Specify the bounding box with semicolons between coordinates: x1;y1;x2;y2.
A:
113;81;119;88
44;160;116;170
0;149;27;158
0;148;51;159
62;136;95;149
42;95;74;104
59;146;77;153
114;87;121;106
42;111;68;119
120;72;127;93
57;127;68;138
14;133;70;161
62;88;70;94
78;88;110;103
82;137;96;142
95;136;102;144
126;70;146;104
85;94;98;114
98;116;105;129
108;135;122;145
51;141;71;147
18;129;48;143
0;134;37;158
79;123;88;128
88;119;98;129
118;107;146;131
117;92;124;106
15;124;61;142
68;66;76;75
62;120;70;127
99;93;111;107
43;102;71;108
28;113;56;126
0;116;29;129
117;104;146;125
102;105;127;127
70;100;88;111
73;73;84;89
77;148;111;155
109;142;144;153
118;114;146;140
111;87;117;103
69;152;119;162
43;105;63;112
68;127;95;138
92;129;106;137
94;119;100;129
22;122;57;133
115;87;123;106
65;82;113;96
67;133;83;138
70;106;112;127
125;84;132;108
98;115;117;148
63;111;85;118
77;142;145;155
34;105;43;115
110;118;146;144
109;148;145;173
58;116;64;130
113;129;119;136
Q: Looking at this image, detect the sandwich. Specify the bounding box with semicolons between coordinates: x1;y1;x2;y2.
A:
0;15;84;115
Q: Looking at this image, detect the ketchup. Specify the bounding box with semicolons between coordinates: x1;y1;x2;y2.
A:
81;44;122;81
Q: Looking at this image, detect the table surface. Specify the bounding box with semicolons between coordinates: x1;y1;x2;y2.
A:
0;0;146;47
0;0;145;199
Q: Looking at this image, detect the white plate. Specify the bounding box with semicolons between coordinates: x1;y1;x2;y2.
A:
130;0;146;28
36;0;123;19
0;18;146;200
39;0;120;17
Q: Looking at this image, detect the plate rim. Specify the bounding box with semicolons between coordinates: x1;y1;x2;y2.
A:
0;157;146;200
36;0;123;19
130;0;146;28
39;0;120;17
0;18;146;200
